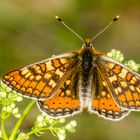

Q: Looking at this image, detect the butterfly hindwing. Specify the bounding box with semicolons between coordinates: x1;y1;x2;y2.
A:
100;55;140;110
89;72;129;121
38;70;82;118
2;52;78;100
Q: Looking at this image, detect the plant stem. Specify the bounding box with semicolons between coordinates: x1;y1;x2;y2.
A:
1;119;8;140
9;100;36;140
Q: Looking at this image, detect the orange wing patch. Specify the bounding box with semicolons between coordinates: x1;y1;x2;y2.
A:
2;56;77;100
38;76;81;118
90;80;129;120
92;97;129;120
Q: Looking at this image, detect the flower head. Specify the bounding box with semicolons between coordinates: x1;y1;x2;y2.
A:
107;49;124;62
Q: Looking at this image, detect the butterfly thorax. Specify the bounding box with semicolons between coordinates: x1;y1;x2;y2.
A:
80;40;96;76
80;47;93;75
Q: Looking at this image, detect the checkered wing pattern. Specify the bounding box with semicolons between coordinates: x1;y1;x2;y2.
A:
2;52;78;100
90;72;129;120
99;56;140;110
38;70;81;118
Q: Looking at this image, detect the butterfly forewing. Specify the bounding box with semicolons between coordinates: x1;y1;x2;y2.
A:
99;55;140;110
2;52;78;100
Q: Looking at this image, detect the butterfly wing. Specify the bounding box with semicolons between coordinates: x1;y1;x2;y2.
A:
38;70;82;118
98;55;140;110
2;52;78;100
89;69;129;121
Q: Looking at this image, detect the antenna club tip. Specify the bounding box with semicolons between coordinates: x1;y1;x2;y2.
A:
55;16;62;21
113;15;120;21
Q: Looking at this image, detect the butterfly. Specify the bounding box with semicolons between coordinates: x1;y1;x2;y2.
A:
2;16;140;121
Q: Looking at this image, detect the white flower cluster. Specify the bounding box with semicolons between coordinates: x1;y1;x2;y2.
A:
36;113;56;128
107;49;124;62
57;129;66;140
33;113;77;140
57;120;77;140
2;104;21;118
0;80;23;118
124;60;140;72
65;120;77;132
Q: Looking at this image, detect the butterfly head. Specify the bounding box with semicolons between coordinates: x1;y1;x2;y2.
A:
83;38;94;48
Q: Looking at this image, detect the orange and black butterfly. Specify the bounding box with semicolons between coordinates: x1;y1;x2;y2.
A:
2;16;140;121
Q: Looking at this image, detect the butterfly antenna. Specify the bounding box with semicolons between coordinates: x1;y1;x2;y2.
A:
55;16;84;42
91;15;120;42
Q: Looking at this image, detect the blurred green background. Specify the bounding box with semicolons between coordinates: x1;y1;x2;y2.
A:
0;0;140;140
